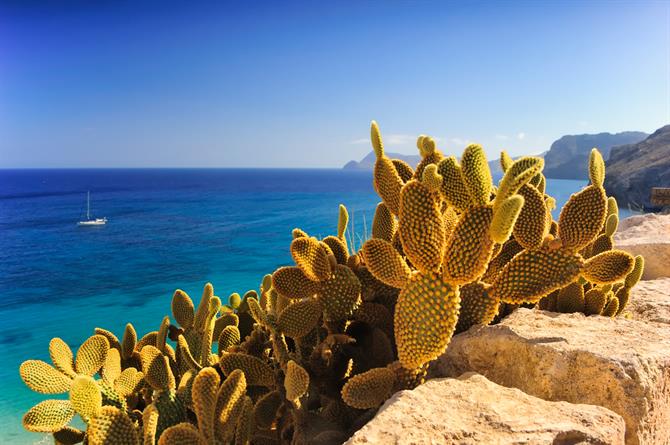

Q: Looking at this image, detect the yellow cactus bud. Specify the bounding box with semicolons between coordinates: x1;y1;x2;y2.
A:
22;399;75;433
558;185;607;251
495;156;544;208
490;194;524;244
437;156;472;211
372;122;404;215
607;196;618;218
392;158;415;183
625;255;645;288
500;150;513;173
172;290;195;329
399;180;445;273
372;202;397;241
121;323;137;361
276;298;322;338
443;206;495;284
589;148;605;187
582;250;635;284
361;238;411;288
513;184;550;250
461;144;492;206
290;237;333;281
605;213;618;237
337;204;349;240
394;271;460;369
341;367;395;409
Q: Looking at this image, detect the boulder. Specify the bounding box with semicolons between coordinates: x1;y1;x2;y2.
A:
344;373;625;445
433;309;670;445
627;278;670;325
614;213;670;279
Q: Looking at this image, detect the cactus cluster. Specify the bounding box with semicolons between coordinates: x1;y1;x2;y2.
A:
20;120;645;444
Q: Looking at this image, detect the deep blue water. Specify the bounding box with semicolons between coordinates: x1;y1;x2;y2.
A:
0;168;603;443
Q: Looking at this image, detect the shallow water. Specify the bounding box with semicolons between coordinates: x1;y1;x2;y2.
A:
0;168;631;443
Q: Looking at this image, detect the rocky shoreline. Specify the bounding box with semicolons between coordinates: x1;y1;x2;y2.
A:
346;213;670;445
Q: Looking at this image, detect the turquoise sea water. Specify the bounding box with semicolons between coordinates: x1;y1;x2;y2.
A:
0;168;614;444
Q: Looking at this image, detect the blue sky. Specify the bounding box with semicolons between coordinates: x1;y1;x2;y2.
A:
0;0;668;168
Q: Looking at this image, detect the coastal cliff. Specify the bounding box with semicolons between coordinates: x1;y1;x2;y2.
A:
543;131;648;179
604;125;670;210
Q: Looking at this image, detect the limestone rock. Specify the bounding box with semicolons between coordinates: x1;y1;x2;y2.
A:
614;213;670;279
434;309;670;445
627;278;670;325
344;372;625;445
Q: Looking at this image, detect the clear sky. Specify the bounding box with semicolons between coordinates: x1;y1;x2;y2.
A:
0;0;668;168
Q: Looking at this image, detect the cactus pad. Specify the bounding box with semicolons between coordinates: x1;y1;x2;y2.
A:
290;237;333;281
582;250;635;284
362;238;411;288
341;367;395;409
394;271;460;369
22;400;75;433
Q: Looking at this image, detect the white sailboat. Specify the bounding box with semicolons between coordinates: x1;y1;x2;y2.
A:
78;191;107;226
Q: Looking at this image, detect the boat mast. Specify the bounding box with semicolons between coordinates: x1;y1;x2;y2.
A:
87;191;91;220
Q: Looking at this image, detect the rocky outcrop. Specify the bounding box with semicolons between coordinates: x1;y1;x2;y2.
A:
433;308;670;445
543;131;647;180
614;213;670;279
627;278;670;325
344;373;626;445
605;125;670;210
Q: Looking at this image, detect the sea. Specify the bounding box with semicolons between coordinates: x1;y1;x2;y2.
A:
0;168;635;444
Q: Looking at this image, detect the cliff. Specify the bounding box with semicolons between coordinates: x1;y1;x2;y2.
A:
544;131;648;179
604;125;670;210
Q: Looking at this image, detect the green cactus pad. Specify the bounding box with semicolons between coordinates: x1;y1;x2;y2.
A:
342;367;395;409
490;247;584;304
399;179;446;273
394;271;460;369
362;238;411;288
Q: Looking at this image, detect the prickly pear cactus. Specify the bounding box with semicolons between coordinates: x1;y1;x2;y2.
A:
19;120;645;445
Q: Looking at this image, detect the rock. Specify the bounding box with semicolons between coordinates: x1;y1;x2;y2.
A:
627;278;670;325
605;125;670;211
434;309;670;445
344;372;625;445
614;213;670;279
544;131;647;180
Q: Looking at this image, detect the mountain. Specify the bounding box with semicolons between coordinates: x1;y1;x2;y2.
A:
543;131;648;179
604;125;670;211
